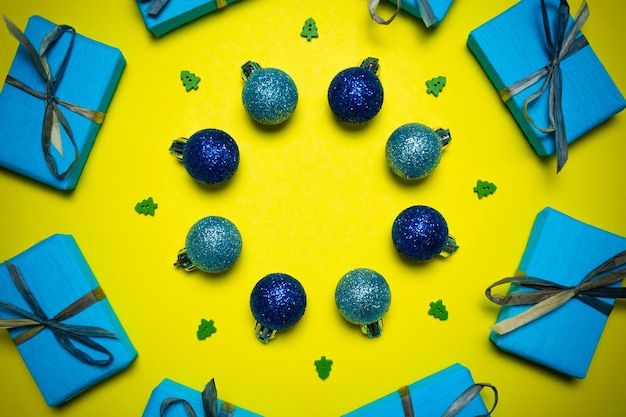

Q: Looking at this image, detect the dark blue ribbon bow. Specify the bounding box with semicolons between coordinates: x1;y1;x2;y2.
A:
160;379;235;417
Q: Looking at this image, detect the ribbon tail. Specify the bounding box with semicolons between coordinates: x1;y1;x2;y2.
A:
416;0;436;27
491;289;576;335
0;318;40;328
441;383;498;417
146;0;170;16
553;64;567;172
203;379;219;417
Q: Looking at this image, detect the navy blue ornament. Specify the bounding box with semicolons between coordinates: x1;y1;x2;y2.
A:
392;205;458;261
386;123;451;180
335;268;391;338
169;128;239;185
328;57;384;124
174;216;242;273
250;273;307;343
241;61;298;125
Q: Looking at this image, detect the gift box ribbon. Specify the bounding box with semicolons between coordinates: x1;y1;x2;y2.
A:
368;0;436;27
498;0;590;173
486;250;626;335
3;15;106;180
0;261;118;366
398;382;498;417
140;0;230;17
160;379;236;417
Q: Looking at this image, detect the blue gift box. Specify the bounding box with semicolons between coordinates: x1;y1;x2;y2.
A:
0;234;137;406
0;15;125;190
387;0;454;27
142;378;263;416
467;0;625;170
488;207;626;378
341;363;493;417
136;0;242;37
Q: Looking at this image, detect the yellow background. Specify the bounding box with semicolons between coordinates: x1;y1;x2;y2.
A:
0;0;624;415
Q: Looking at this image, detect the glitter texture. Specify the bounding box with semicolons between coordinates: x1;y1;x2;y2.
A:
250;273;307;331
335;268;391;325
386;123;443;180
392;205;449;261
242;68;298;125
185;216;242;273
327;67;384;124
183;129;239;185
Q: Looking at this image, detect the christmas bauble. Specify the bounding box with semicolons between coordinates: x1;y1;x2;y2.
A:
250;273;307;343
169;128;239;185
386;123;451;180
335;268;391;338
174;216;242;273
327;57;384;124
392;205;457;261
241;61;298;125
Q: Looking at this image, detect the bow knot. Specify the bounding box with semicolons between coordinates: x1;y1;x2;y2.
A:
160;379;235;417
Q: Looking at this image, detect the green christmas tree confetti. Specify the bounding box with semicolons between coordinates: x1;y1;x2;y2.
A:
474;179;497;199
181;70;201;91
426;76;446;96
197;319;217;340
428;300;449;320
314;356;333;380
301;17;319;41
135;197;158;216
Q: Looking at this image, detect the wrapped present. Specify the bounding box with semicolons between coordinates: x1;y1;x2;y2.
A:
341;363;497;417
486;207;626;378
136;0;242;37
467;0;625;172
0;234;137;406
0;16;125;190
142;378;262;416
368;0;454;27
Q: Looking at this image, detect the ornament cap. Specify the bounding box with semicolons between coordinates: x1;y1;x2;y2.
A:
254;322;277;344
435;128;452;147
360;57;380;76
440;235;459;257
241;61;262;80
361;319;384;338
173;248;196;271
169;137;188;161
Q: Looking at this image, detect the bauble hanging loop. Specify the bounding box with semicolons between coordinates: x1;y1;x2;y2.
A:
241;61;298;125
169;128;239;185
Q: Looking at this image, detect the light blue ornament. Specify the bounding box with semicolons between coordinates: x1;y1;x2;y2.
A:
385;123;451;180
335;268;391;337
174;216;242;273
241;61;298;125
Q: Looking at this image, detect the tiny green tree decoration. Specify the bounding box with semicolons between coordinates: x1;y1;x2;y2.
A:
301;17;318;41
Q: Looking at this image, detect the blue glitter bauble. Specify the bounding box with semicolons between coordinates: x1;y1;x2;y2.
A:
328;67;384;124
242;68;298;125
183;129;239;184
335;268;391;325
250;273;307;331
386;123;443;180
392;205;449;261
185;216;242;273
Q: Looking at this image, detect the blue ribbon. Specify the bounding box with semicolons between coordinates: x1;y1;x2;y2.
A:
498;0;590;173
160;379;235;417
3;15;105;180
0;261;117;366
399;382;498;417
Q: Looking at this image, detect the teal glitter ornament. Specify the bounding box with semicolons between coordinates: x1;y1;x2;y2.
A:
392;205;458;262
386;123;451;180
328;57;384;124
174;216;242;273
335;268;391;338
241;61;298;125
250;273;307;343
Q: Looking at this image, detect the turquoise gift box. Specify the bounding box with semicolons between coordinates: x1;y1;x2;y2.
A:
467;0;625;167
387;0;454;27
0;234;137;406
341;363;493;417
142;378;262;416
136;0;241;37
0;15;125;190
488;207;626;378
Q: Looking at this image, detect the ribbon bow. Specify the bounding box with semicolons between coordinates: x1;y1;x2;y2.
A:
399;382;498;417
486;250;626;335
139;0;229;17
498;0;590;173
368;0;436;27
0;261;117;366
160;379;235;417
3;15;106;179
